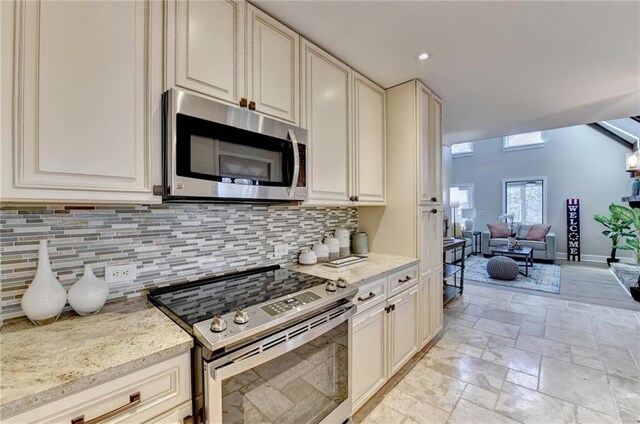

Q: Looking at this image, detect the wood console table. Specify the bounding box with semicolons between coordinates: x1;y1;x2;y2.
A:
443;238;466;304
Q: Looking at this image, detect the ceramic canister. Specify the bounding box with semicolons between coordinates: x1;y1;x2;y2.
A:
312;242;329;262
352;232;369;254
335;227;350;257
324;235;340;259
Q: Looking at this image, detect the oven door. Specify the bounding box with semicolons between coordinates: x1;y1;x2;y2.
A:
164;89;307;202
204;305;353;424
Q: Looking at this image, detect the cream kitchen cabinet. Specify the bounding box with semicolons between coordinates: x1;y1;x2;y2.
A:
0;0;163;204
301;39;352;203
359;79;444;345
167;0;300;125
352;72;386;204
5;352;191;424
430;267;444;337
301;42;386;206
351;265;419;414
387;285;419;375
419;207;443;347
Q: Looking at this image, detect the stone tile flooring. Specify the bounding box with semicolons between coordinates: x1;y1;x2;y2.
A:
354;284;640;424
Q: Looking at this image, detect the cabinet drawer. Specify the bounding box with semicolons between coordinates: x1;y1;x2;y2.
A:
388;265;419;297
6;352;191;424
354;277;386;313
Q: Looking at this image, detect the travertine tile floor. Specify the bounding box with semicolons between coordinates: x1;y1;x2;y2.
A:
354;284;640;424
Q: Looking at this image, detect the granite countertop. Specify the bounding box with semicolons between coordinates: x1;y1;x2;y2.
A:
288;252;419;286
0;298;193;419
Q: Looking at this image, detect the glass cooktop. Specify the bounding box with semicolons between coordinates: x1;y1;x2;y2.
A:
148;266;326;328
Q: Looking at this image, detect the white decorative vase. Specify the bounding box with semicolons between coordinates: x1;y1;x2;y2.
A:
68;265;109;316
21;240;67;325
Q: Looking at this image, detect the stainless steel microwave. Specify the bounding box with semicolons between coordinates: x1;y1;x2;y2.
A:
161;89;307;203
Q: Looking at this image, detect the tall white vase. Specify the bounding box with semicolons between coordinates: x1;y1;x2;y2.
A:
21;240;67;325
68;265;109;316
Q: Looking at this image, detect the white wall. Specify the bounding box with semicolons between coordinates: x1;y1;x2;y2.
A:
452;125;632;262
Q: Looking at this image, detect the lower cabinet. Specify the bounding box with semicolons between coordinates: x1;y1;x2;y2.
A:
419;274;433;348
351;265;419;414
5;352;192;424
352;302;387;411
388;286;419;375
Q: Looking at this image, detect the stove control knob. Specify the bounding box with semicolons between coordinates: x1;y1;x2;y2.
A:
326;281;337;292
234;310;249;325
336;277;348;289
210;315;227;333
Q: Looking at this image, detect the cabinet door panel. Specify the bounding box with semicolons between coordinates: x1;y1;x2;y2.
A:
175;0;243;103
419;277;432;347
10;0;154;198
247;5;299;124
352;304;386;412
353;73;385;204
418;84;432;204
430;96;443;202
301;40;350;202
388;287;418;375
430;268;444;337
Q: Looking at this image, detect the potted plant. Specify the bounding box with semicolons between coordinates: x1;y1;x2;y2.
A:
593;205;634;265
607;205;640;301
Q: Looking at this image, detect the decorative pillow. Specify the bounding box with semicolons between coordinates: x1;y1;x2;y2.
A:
487;222;510;238
526;224;551;241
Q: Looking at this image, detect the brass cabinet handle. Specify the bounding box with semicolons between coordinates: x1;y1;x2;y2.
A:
248;100;256;110
431;197;437;202
398;276;412;284
349;196;355;201
71;392;141;424
431;209;438;214
357;292;376;302
239;97;248;108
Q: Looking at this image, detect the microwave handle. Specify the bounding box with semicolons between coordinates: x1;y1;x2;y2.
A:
287;129;299;198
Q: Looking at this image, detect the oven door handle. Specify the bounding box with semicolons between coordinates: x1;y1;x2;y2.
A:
210;305;353;381
287;129;299;198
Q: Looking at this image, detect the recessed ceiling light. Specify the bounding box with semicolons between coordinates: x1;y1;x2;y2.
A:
417;52;430;61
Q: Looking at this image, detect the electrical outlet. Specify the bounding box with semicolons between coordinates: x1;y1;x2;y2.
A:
105;264;137;283
273;244;288;258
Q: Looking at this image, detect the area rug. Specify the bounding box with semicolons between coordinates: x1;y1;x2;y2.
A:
609;262;637;296
463;255;561;293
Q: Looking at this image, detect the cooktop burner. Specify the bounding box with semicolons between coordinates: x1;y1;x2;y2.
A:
148;266;327;327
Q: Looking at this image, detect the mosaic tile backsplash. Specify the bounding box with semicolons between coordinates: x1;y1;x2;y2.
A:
0;204;358;320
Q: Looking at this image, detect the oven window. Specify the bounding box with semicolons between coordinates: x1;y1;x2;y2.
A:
176;114;295;187
221;321;348;424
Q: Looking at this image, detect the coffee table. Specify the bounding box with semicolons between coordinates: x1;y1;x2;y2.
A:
491;245;534;276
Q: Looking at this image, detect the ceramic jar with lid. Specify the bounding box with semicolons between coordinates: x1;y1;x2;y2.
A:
334;227;350;257
312;242;329;262
298;248;318;265
352;232;369;254
324;235;340;260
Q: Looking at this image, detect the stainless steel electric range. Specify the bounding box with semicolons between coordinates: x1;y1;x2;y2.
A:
148;265;357;424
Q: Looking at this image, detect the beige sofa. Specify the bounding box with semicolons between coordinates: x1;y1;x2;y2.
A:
481;224;556;261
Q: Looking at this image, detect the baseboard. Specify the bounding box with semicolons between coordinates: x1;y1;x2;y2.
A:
556;252;635;264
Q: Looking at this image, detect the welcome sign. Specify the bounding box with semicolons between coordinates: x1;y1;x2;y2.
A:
567;199;580;261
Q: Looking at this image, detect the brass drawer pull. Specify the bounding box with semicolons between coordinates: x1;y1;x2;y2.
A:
71;392;141;424
357;292;376;302
398;276;412;284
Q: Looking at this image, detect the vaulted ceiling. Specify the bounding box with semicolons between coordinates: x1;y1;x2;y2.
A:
256;1;640;144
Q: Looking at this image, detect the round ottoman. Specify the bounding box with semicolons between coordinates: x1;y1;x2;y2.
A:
486;256;519;280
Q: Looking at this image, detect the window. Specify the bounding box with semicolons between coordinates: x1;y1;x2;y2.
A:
503;177;546;225
503;131;544;151
451;142;474;157
450;184;474;223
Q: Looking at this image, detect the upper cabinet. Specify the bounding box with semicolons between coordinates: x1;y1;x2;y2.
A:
173;0;244;104
418;82;443;204
301;39;351;203
1;0;163;204
246;4;300;124
353;73;386;204
301;43;386;206
167;0;299;125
